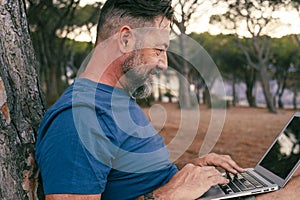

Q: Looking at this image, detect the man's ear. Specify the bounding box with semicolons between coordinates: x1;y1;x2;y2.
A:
119;26;135;53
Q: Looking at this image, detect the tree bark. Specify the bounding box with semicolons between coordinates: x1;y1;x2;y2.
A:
178;34;192;109
259;67;277;113
275;77;287;109
178;72;191;108
0;0;46;199
203;85;211;108
293;90;298;110
232;74;238;107
244;67;257;107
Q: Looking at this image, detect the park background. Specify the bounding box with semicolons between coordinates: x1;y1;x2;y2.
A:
0;0;300;199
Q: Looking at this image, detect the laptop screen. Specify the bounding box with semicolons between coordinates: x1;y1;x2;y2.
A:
259;115;300;180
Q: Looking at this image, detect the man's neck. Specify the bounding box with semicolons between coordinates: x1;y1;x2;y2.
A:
79;38;125;89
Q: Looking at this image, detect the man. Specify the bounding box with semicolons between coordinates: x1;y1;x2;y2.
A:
35;0;244;199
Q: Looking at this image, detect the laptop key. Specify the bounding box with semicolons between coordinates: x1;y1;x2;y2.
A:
228;181;241;192
243;172;267;188
220;184;231;194
242;175;263;188
239;178;255;190
222;172;260;193
232;179;248;191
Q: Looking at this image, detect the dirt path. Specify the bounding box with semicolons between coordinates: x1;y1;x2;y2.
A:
143;103;300;199
143;103;296;168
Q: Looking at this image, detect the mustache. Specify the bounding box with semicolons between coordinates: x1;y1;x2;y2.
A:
147;66;162;77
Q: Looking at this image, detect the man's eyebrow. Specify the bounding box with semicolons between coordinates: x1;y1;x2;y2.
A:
156;43;169;50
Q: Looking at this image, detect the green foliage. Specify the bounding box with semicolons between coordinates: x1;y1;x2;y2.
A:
190;32;246;81
271;35;299;68
271;35;300;93
190;31;300;108
65;38;94;70
26;0;101;105
25;0;300;108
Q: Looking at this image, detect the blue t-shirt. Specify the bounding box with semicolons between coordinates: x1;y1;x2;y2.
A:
35;78;178;200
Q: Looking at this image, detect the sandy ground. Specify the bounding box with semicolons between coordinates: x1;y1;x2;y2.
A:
142;103;300;199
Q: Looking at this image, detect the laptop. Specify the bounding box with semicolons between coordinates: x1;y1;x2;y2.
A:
198;112;300;200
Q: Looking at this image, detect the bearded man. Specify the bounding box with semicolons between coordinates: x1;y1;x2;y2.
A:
35;1;244;199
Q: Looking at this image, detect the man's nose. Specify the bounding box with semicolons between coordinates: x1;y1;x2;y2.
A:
158;51;168;70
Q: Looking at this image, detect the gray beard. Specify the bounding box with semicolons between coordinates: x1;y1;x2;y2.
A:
130;79;152;99
122;52;158;99
122;65;153;99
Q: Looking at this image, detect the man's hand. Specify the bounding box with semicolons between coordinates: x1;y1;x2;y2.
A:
192;153;245;174
153;153;244;200
153;164;229;200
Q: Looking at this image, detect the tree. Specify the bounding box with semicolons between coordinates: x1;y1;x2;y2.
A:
192;33;249;107
288;66;300;110
26;0;101;105
0;0;46;199
270;35;299;108
170;0;209;109
191;33;258;107
211;0;287;113
237;37;259;107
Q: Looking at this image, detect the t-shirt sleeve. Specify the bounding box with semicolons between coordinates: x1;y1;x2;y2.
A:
36;106;118;195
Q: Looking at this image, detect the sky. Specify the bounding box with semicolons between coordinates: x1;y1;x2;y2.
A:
79;0;99;6
74;0;300;42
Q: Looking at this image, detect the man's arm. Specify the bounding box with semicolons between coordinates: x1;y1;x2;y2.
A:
46;194;101;200
153;153;244;200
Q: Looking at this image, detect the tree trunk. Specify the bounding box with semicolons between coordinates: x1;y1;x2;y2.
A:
293;90;298;110
178;72;191;108
232;74;238;107
178;34;192;109
0;0;46;199
244;67;257;107
195;81;201;104
203;85;211;108
246;88;256;107
275;80;282;109
275;68;288;109
277;81;286;109
259;67;276;113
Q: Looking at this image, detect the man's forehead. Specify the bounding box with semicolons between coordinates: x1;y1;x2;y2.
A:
146;17;170;40
141;28;170;48
154;16;171;31
131;16;171;49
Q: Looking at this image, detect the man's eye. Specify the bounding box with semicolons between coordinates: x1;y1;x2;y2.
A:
155;48;164;56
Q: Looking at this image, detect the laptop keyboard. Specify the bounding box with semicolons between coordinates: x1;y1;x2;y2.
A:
220;171;267;194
